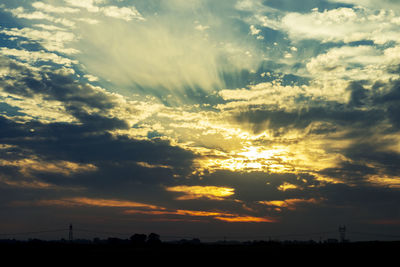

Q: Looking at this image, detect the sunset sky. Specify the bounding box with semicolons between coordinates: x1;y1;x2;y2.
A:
0;0;399;241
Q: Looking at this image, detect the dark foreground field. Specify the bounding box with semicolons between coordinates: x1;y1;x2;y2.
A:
1;240;399;263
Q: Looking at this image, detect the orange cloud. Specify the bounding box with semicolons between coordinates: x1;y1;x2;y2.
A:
214;216;277;223
14;197;163;210
124;208;276;223
258;198;322;210
165;185;235;200
175;209;234;217
123;210;177;215
14;196;276;223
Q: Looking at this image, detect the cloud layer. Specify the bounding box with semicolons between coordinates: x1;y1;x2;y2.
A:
0;0;399;240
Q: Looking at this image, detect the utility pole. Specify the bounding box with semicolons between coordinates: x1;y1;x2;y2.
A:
69;224;73;242
338;225;346;243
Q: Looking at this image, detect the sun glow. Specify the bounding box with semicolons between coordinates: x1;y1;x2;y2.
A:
194;145;294;174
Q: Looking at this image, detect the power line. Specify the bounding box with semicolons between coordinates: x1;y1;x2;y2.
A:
0;227;399;241
0;229;68;237
349;231;400;239
74;228;131;237
69;224;73;242
268;231;337;239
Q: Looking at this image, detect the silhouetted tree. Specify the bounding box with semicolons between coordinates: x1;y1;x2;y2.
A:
147;233;161;245
130;234;147;245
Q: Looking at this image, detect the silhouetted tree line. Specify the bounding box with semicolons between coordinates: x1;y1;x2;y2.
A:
130;233;161;245
91;232;162;246
0;232;162;246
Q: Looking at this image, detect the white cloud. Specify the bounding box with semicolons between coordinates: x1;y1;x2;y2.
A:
33;24;66;31
307;46;381;73
235;0;277;13
84;74;99;82
281;7;400;44
3;0;263;99
64;0;144;21
32;2;80;13
306;45;400;81
254;14;282;30
0;47;78;66
218;82;314;111
284;52;292;59
64;0;101;12
101;6;144;21
76;18;100;25
6;6;75;27
195;24;210;31
327;0;400;11
249;25;261;35
1;27;78;54
71;12;262;97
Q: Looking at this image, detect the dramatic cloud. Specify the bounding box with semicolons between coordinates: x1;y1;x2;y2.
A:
0;0;399;240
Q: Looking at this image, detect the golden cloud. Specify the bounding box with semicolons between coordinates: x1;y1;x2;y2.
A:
277;182;300;191
258;198;323;211
13;196;276;223
165;185;235;200
0;158;97;177
124;208;276;223
14;197;163;210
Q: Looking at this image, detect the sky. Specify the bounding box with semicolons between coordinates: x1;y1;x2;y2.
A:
0;0;399;241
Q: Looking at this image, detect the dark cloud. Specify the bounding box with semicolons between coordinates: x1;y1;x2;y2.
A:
347;81;369;107
343;142;400;177
372;80;400;130
0;58;118;111
235;105;383;134
0;115;194;169
263;0;353;12
0;56;196;207
235;78;400;134
387;64;400;74
319;161;377;185
373;79;400;104
0;101;25;116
